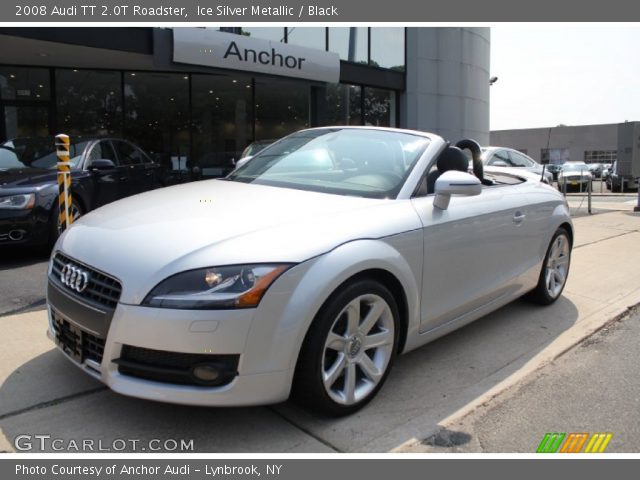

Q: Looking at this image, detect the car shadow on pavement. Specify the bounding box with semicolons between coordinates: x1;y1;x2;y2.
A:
0;296;578;453
0;245;51;316
272;295;580;452
0;245;50;271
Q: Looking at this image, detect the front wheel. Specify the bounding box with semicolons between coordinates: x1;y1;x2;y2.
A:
293;279;400;416
526;228;572;305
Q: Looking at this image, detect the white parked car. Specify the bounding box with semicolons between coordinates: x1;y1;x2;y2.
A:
480;146;554;184
558;162;592;192
47;127;573;415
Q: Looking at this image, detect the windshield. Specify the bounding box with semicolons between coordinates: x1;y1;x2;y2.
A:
562;164;589;172
241;140;273;159
228;129;430;199
0;137;89;170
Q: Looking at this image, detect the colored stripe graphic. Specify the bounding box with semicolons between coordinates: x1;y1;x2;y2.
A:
536;432;565;453
537;433;613;453
560;433;588;453
584;433;613;453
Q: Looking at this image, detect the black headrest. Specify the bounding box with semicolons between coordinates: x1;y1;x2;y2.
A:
437;146;469;173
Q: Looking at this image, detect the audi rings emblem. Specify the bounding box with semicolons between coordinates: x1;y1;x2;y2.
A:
60;264;90;293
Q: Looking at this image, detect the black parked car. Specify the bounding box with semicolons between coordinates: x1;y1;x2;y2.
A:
0;136;163;247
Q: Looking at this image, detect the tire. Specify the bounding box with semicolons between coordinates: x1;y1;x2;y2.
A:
49;198;83;247
292;279;400;416
526;227;572;305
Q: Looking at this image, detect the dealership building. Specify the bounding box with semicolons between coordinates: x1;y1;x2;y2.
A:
0;27;490;177
491;122;639;165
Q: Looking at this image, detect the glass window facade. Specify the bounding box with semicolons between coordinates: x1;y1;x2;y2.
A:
0;66;50;101
191;73;252;176
1;28;404;177
324;84;362;126
584;150;616;163
56;69;122;136
255;78;310;140
328;27;368;64
370;28;405;71
321;84;396;128
240;27;285;43
124;71;190;169
227;28;406;71
364;87;396;127
541;148;571;164
3;105;49;139
286;27;326;50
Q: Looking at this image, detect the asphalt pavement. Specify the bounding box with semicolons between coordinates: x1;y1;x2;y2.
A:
403;307;640;453
0;246;49;316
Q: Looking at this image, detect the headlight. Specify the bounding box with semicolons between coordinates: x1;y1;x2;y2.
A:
143;264;292;309
0;193;35;210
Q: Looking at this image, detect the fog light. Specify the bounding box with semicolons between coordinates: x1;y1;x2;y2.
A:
191;363;220;383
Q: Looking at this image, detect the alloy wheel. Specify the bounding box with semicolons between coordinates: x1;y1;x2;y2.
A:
544;234;570;298
321;294;395;406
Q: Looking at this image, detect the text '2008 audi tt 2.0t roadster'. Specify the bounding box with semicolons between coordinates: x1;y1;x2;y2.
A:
47;127;573;415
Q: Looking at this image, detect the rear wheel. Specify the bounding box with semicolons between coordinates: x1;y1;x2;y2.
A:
527;228;571;305
293;279;399;416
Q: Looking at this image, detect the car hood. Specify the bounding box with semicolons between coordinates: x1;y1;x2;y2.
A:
57;179;422;303
559;170;591;178
0;168;58;189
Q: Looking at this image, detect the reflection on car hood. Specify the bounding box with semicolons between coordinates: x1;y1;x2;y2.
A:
57;179;422;303
0;168;58;188
559;170;591;177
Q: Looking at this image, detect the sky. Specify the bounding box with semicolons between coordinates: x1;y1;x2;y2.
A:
490;26;640;131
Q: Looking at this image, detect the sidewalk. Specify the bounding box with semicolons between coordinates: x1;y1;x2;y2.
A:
402;307;640;453
1;211;639;453
565;192;638;215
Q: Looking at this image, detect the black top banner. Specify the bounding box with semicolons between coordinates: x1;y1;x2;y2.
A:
3;0;640;22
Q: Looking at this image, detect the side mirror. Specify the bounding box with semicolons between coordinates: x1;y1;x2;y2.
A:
491;160;509;167
89;159;116;171
434;171;482;210
234;156;252;170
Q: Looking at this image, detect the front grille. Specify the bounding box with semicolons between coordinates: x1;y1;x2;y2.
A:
51;253;122;309
52;309;105;364
115;345;239;387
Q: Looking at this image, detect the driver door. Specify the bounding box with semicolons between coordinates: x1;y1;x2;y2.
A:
411;183;534;334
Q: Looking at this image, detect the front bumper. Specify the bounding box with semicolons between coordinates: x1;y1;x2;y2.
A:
0;208;47;245
46;281;295;407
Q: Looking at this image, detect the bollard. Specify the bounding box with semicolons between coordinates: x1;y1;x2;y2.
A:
588;177;592;215
55;134;73;232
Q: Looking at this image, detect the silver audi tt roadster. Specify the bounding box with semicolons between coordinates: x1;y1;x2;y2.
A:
47;127;572;415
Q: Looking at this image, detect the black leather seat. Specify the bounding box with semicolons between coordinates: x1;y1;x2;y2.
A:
426;146;469;194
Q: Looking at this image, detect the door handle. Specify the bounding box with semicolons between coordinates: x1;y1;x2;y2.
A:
513;211;526;223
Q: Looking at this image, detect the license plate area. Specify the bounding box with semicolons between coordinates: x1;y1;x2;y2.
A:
54;316;83;362
52;309;105;365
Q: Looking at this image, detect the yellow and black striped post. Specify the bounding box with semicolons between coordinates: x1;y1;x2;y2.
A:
55;134;73;232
